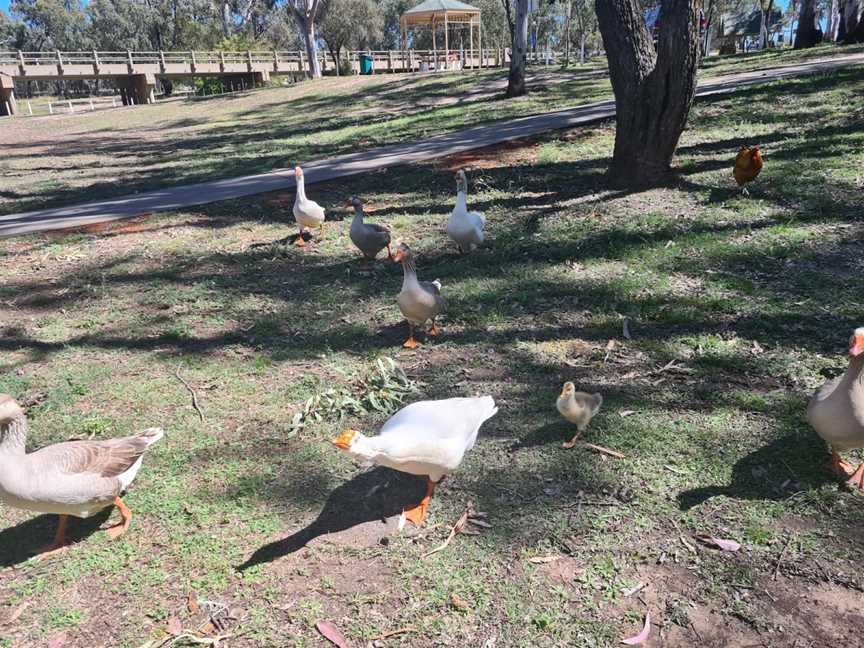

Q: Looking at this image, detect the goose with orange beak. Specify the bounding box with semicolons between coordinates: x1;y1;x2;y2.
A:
292;165;325;246
808;327;864;491
332;396;498;525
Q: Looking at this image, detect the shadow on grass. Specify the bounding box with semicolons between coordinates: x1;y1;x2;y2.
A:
677;431;837;510
236;467;424;571
0;508;112;567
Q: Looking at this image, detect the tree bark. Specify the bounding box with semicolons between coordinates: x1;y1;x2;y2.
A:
827;0;839;40
563;0;572;66
595;0;700;188
759;0;773;49
843;0;862;42
291;0;324;78
795;0;819;48
505;0;529;97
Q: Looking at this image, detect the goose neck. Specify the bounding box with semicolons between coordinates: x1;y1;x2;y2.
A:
0;415;27;455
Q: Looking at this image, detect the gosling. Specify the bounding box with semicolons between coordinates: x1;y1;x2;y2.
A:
556;382;603;449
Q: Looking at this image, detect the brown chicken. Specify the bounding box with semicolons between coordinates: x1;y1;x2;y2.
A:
733;145;763;195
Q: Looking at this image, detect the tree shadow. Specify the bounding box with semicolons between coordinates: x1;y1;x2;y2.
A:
0;508;112;567
236;467;425;571
676;432;837;511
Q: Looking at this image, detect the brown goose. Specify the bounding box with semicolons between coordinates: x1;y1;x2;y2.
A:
393;243;444;349
556;382;603;448
807;327;864;490
347;196;392;260
0;394;164;559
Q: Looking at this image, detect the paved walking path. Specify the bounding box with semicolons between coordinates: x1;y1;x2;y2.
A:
2;53;862;237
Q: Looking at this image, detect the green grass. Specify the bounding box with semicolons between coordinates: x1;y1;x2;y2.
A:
2;43;861;218
1;64;864;647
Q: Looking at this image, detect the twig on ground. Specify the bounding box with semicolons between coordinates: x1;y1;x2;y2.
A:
773;537;793;581
371;627;416;641
622;582;647;597
175;367;205;422
422;501;483;559
583;442;626;459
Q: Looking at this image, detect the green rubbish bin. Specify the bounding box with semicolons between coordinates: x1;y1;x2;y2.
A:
359;54;374;75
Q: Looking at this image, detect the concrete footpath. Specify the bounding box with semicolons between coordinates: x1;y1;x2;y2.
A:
2;53;862;237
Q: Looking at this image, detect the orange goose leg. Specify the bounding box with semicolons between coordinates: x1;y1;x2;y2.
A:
106;496;133;539
403;478;437;526
34;514;70;560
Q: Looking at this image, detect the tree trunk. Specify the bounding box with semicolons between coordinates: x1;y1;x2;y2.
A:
595;0;700;187
329;46;341;76
505;0;529;97
795;0;819;48
702;0;715;56
827;0;839;40
563;0;572;66
300;18;322;78
843;0;862;42
759;0;773;49
221;2;232;37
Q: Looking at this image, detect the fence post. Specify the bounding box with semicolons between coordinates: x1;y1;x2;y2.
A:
56;50;64;75
92;49;100;75
68;99;73;113
18;50;26;74
190;51;197;73
49;102;53;114
247;50;253;72
27;100;33;116
112;96;116;108
273;50;279;72
89;97;94;110
159;50;166;73
299;49;305;74
219;50;226;72
127;49;134;72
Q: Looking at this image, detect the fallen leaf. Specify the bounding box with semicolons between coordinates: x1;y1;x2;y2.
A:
450;593;470;611
316;620;350;648
187;591;200;615
621;610;651;645
3;601;30;625
618;410;636;417
167;617;183;636
528;555;559;564
694;534;741;552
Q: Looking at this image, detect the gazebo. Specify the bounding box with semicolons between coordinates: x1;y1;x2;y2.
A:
400;0;483;71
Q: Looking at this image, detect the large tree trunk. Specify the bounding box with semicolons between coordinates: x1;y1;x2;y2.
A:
304;22;322;78
795;0;820;48
505;0;529;97
843;0;862;42
595;0;700;188
827;0;839;40
759;0;773;49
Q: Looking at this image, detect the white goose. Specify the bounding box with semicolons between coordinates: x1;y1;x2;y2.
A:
807;327;864;490
292;165;325;246
446;169;485;253
333;396;498;525
0;394;163;558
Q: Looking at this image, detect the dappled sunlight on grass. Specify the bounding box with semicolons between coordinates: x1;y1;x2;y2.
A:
1;64;864;647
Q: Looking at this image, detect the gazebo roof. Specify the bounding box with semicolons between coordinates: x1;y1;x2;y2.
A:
403;0;481;15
